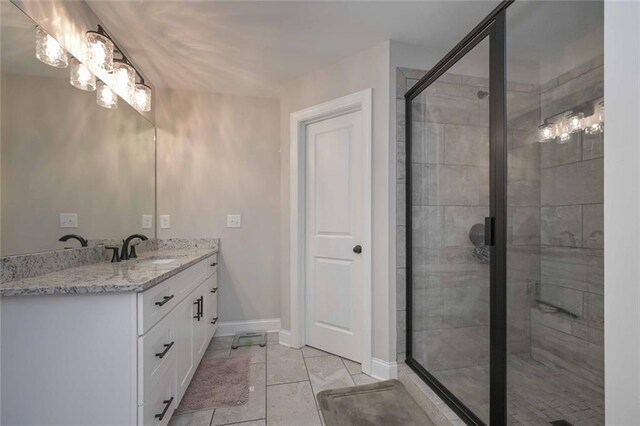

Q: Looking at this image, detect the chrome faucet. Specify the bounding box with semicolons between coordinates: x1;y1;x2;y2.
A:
121;234;148;260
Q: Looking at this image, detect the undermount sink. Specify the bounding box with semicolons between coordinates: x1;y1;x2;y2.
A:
148;258;177;264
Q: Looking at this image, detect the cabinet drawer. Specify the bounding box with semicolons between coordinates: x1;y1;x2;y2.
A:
138;255;216;335
138;358;176;426
138;313;177;404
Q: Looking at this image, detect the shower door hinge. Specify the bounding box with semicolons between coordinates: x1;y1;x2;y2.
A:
484;217;495;246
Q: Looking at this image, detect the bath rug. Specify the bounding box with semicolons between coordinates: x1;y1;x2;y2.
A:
317;379;435;426
175;356;250;414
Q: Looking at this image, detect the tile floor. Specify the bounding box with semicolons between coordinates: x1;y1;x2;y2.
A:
168;332;380;426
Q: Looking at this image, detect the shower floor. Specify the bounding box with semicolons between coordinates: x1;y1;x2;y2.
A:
431;355;604;425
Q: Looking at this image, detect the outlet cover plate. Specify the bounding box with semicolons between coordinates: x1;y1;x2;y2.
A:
160;215;171;229
227;214;241;228
60;213;78;228
142;215;153;229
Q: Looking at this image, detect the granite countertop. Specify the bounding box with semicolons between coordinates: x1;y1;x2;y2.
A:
0;248;217;297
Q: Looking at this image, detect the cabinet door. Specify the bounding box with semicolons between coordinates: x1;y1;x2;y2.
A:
204;272;219;341
174;295;196;401
193;284;208;362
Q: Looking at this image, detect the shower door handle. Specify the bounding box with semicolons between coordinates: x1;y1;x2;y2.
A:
484;217;494;246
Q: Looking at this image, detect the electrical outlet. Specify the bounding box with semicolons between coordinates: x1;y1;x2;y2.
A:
60;213;78;228
142;215;153;229
227;214;241;228
160;215;171;229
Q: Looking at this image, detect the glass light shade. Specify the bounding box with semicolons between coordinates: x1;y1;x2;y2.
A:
566;112;584;134
598;101;604;123
96;81;118;109
35;26;68;68
132;83;152;112
70;57;96;91
113;61;136;100
537;122;555;143
86;31;114;73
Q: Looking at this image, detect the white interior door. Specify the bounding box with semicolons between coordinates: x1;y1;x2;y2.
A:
305;110;363;362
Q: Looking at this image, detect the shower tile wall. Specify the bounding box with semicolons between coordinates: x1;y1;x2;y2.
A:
533;55;604;387
397;67;540;367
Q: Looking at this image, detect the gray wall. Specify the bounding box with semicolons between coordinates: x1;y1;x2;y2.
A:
156;89;281;323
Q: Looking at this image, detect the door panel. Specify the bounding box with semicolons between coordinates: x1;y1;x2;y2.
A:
305;110;363;362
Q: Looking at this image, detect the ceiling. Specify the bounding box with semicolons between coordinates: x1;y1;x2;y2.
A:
87;1;500;98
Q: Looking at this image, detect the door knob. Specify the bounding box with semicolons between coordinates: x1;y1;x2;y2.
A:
353;245;362;254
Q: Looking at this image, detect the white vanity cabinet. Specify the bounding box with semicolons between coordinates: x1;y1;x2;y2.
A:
1;252;219;426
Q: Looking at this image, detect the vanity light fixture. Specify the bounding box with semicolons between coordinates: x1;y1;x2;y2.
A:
132;82;152;112
96;81;118;109
537;120;555;143
566;111;584;134
537;99;604;143
35;26;68;68
70;57;96;91
86;28;114;73
113;60;136;100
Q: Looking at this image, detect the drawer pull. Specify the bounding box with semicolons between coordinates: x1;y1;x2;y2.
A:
155;295;174;307
210;262;217;267
211;287;218;293
155;396;174;421
155;341;175;359
211;317;219;325
193;296;204;320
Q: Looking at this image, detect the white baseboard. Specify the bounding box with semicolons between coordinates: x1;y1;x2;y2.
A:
371;357;398;380
214;318;281;337
278;329;292;347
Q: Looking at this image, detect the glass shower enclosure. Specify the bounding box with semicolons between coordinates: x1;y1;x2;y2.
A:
405;1;604;425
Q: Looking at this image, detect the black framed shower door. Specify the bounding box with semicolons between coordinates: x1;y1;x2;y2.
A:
404;1;512;425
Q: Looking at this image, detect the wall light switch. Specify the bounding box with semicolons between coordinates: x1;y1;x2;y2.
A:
160;215;171;229
142;215;153;229
227;214;241;228
60;213;78;228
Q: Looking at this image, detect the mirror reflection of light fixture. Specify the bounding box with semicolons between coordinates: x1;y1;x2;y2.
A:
132;83;152;112
70;57;96;91
537;120;555;143
566;112;584;134
113;61;136;100
97;81;118;109
86;30;114;73
35;26;68;68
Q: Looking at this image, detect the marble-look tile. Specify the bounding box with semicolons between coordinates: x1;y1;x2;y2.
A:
414;326;489;371
506;245;540;284
582;131;604;161
541;158;603;206
540;133;581;168
411;122;445;165
212;363;266;425
397;226;406;269
443;206;487;247
422;81;486;127
267;381;321;426
507;166;540;207
443;286;489;327
506;90;539;124
538;284;583;317
412;206;443;248
305;355;355;396
266;345;308;385
397;143;406;184
302;346;329;358
396;99;406;143
341;358;361;375
540;246;603;294
230;345;266;364
541;205;582;247
583;204;604;249
398;67;427;81
510;207;540;246
412;287;443;331
168;409;214;426
443;124;489;167
410;163;430;206
351;373;379;386
541;66;603;118
397;310;407;352
396;71;407;100
396;184;406;226
584;293;604;329
531;308;573;335
507;283;533;355
209;336;234;351
427;164;490;206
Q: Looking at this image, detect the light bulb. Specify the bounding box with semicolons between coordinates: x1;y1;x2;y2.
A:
35;26;68;68
538;122;555;143
70;57;96;91
96;81;118;109
86;31;114;73
132;83;152;112
112;61;136;100
566;112;584;134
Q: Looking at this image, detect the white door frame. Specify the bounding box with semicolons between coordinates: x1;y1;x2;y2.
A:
289;88;373;376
